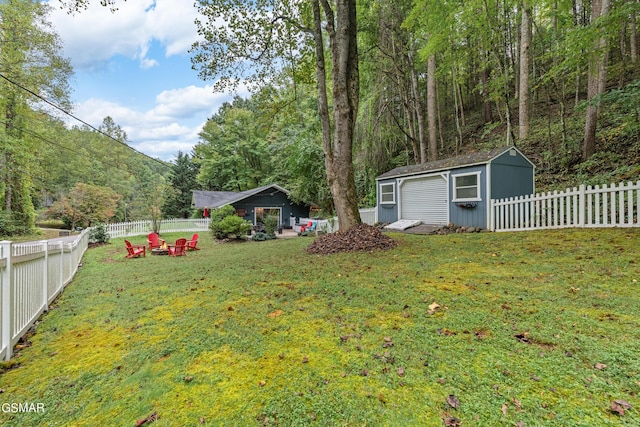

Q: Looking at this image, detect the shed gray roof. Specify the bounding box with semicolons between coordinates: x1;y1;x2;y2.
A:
376;146;528;180
192;184;290;209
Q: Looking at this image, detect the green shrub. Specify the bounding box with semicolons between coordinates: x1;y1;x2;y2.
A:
209;206;252;240
251;231;275;241
88;223;110;244
0;211;31;237
263;215;278;237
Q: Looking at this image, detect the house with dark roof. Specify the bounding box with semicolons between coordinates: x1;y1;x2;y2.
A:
376;146;535;229
192;184;311;228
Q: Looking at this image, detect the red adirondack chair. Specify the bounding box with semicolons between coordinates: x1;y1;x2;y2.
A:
185;233;200;251
125;240;146;258
147;232;165;249
167;238;187;257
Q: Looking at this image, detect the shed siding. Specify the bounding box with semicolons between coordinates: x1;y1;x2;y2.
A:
449;165;488;228
377;179;399;224
490;150;534;200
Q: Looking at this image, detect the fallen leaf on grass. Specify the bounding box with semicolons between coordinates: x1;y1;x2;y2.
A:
512;398;522;410
501;403;508;415
135;412;158;426
397;367;405;377
428;302;441;314
611;400;632;416
446;394;460;409
443;415;461;426
594;362;607;370
268;309;283;318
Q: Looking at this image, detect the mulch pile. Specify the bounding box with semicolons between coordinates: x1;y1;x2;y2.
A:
306;223;398;255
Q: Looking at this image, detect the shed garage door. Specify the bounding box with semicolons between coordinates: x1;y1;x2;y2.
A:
400;175;448;224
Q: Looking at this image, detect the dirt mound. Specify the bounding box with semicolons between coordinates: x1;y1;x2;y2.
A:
306;223;398;255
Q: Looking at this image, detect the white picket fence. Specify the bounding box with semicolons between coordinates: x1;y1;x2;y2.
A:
1;229;89;361
491;180;640;231
359;208;377;225
107;218;212;238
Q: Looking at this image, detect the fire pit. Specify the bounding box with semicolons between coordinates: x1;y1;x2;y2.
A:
151;247;168;255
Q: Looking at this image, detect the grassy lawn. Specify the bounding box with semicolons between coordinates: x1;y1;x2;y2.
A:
1;229;639;426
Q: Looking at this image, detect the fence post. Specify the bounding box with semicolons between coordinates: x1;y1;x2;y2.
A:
578;184;585;227
1;241;12;361
41;240;49;312
490;199;496;231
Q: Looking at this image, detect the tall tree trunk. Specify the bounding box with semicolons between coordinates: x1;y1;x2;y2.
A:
583;0;611;159
427;54;438;161
519;2;531;141
631;0;638;63
481;58;493;123
408;52;427;164
313;0;361;230
452;67;463;153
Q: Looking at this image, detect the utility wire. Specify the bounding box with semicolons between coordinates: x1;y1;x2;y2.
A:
0;118;140;176
0;72;170;169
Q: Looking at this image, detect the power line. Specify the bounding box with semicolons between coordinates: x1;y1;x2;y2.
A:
0;118;140;176
0;72;171;169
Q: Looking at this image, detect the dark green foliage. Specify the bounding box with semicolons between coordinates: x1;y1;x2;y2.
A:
209;205;252;239
0;211;25;237
251;231;275;241
263;215;278;237
162;151;199;219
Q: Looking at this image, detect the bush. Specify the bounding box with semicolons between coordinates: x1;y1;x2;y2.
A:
209;206;252;240
252;231;275;241
89;223;110;244
0;211;18;237
263;215;278;238
0;211;31;237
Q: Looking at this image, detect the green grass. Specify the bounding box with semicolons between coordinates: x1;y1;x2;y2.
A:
1;229;639;426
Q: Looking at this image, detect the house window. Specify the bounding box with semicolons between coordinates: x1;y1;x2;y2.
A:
380;183;395;204
255;207;281;225
453;172;481;201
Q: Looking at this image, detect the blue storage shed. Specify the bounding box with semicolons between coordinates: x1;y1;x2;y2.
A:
376;146;535;230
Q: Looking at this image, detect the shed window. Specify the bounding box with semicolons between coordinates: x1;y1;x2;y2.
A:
380;183;395;204
453;172;481;201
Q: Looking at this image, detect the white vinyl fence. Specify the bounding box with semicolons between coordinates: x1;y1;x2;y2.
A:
1;229;89;361
491;180;640;231
359;208;377;226
300;208;377;234
107;218;212;238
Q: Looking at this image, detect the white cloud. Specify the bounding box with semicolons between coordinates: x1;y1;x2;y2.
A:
70;83;249;161
46;1;250;162
48;0;201;70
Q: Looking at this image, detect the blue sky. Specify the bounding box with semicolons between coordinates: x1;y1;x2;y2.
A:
47;0;248;162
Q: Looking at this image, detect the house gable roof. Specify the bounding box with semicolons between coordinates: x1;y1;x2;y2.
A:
376;146;532;180
192;184;291;209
